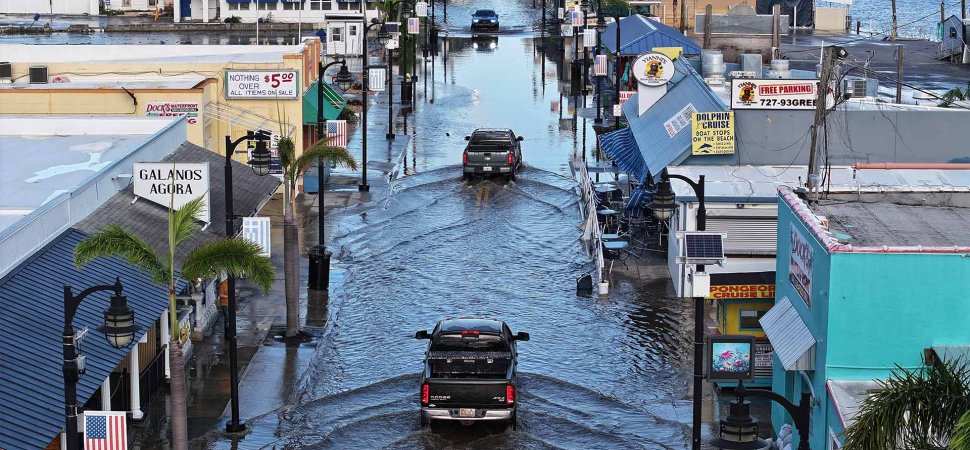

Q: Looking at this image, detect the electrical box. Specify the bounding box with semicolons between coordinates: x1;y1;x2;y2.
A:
691;271;711;298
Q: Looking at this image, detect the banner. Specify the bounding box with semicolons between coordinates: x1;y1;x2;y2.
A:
571;8;583;26
594;55;607;76
789;224;814;308
242;217;272;256
368;67;386;92
706;284;775;300
584;28;597;47
327;120;349;147
691;111;735;155
133;163;210;223
407;17;420;34
225;70;299;99
145;102;199;125
84;411;127;450
415;0;427;17
619;91;635;104
731;78;819;110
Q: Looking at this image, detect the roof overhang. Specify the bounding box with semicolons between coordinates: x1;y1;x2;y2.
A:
759;296;816;371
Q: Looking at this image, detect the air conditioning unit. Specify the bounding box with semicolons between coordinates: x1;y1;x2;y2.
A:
844;78;878;98
730;70;756;79
29;65;48;84
0;62;11;83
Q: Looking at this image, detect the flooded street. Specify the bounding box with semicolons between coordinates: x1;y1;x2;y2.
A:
199;3;700;447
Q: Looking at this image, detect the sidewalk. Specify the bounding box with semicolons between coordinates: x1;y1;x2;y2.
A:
130;77;412;449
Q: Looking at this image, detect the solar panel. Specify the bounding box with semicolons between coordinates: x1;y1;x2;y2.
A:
684;233;724;260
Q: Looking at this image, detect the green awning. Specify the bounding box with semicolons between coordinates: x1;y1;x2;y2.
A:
303;81;347;125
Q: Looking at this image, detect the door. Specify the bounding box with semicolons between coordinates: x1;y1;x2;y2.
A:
328;23;346;55
346;23;362;56
180;0;191;17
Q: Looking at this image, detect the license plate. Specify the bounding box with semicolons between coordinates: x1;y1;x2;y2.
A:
459;408;476;417
482;166;492;172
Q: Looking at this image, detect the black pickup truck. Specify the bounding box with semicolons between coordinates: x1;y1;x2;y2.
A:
462;128;524;182
415;318;529;429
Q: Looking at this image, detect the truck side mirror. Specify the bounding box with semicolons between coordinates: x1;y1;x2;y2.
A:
464;135;471;141
415;330;431;339
516;136;524;141
514;332;530;341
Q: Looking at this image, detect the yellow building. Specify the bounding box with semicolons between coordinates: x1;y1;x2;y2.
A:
0;39;345;165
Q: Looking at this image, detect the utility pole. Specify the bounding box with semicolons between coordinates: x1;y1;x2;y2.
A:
680;0;688;35
891;0;898;40
963;0;968;49
703;4;712;49
807;46;833;204
942;1;946;27
895;46;904;104
771;4;780;53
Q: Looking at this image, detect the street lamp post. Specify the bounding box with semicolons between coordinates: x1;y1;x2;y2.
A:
649;173;706;450
710;381;813;450
308;60;354;293
360;19;390;192
63;278;140;450
223;132;273;433
593;1;607;124
613;11;622;131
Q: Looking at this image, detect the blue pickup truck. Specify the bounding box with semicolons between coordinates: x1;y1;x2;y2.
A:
471;9;499;31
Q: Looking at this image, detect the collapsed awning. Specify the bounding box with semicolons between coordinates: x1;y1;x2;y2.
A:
760;296;816;371
599;127;646;183
303;81;347;125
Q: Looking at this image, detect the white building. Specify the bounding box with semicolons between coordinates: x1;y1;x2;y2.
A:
0;0;99;15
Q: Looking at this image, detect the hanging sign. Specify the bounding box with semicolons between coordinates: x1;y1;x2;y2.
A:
663;102;696;138
242;217;272;257
594;55;607;76
557;7;564;19
613;104;622;117
619;91;635;104
415;1;427;17
133;162;211;223
145;102;199;125
691;111;735;155
731;79;819;110
706;284;775;300
631;51;675;87
789;224;814;308
407;17;420;34
368;67;386;92
584;28;597;47
84;411;128;449
225;70;299;99
571;8;583;26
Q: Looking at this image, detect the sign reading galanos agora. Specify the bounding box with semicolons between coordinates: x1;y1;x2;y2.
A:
225;70;299;99
133;163;211;223
731;79;819;110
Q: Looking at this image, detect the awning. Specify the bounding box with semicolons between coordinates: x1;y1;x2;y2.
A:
0;229;185;450
303;81;347;125
225;0;250;4
759;296;816;371
623;185;653;217
256;0;278;3
599;127;646;183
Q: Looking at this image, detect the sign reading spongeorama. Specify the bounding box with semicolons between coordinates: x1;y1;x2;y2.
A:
133;162;211;223
706;284;775;300
731;79;819;110
225;70;299;99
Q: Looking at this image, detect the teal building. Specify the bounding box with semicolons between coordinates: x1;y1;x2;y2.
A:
764;186;970;449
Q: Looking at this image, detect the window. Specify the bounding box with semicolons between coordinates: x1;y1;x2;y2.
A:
148;0;157;6
258;1;276;10
122;0;131;6
228;2;251;10
431;333;509;352
348;25;357;36
282;1;301;9
951;27;958;38
338;1;353;10
739;309;767;330
310;0;323;9
330;27;342;41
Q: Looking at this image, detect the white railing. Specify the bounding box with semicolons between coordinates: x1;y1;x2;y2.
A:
575;158;605;282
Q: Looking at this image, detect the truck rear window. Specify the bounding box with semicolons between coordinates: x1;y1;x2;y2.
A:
431;333;509;352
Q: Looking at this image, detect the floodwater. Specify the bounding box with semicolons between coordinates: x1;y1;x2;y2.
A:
190;1;699;448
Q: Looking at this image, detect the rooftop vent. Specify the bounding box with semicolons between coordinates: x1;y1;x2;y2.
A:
29;65;48;84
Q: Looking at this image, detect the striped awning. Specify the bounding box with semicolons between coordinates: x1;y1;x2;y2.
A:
760;296;816;371
599;127;646;183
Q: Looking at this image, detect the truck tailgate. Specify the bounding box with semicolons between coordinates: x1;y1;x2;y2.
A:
427;379;510;408
465;150;511;165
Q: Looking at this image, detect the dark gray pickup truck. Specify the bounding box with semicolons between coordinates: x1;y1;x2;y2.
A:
415;318;529;430
462;128;523;182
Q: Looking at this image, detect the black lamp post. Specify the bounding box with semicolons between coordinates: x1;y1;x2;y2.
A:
710;381;813;450
63;278;140;450
649;173;706;450
360;18;388;192
224;132;272;433
613;11;622;131
378;9;399;140
593;4;607;125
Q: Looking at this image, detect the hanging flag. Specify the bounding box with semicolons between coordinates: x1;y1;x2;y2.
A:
613;104;622;117
242;217;272;257
368;67;386;92
619;91;635;104
557;7;564;19
327;120;349;147
407;17;420;34
594;55;607;76
584;28;596;47
84;411;127;450
415;1;427;17
571;8;583;27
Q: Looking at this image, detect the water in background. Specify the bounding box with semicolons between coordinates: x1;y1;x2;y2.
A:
849;0;961;39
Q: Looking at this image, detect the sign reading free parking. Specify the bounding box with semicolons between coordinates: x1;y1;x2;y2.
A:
225;70;299;99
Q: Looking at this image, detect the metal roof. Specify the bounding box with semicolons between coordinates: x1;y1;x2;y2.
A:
0;229;182;450
599;127;647;183
74;143;281;266
622;59;727;180
601;15;702;56
759;296;816;371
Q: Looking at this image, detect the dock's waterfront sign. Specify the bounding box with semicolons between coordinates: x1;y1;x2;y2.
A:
225;70;299;99
133;162;211;223
789;224;814;308
731;79;819;110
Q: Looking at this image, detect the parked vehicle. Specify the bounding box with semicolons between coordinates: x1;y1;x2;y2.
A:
471;9;500;31
462;128;523;182
415;318;530;430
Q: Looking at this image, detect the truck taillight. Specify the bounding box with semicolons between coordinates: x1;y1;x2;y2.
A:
421;383;430;406
463;152;468;165
506;385;515;406
507;152;514;165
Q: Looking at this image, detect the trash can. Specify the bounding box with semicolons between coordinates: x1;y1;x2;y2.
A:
307;244;332;291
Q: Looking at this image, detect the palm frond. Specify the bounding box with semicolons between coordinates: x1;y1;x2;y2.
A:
291;141;358;184
74;224;168;285
169;195;205;248
951;408;970;450
279;136;296;172
180;238;276;293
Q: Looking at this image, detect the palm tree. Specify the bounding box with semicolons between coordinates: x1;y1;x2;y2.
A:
842;356;970;450
276;135;357;338
938;82;970;108
73;196;275;450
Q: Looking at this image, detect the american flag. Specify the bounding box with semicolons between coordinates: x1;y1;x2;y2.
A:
594;55;607;76
84;412;127;450
327;120;349;147
407;17;419;34
619;91;635;104
571;8;583;26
